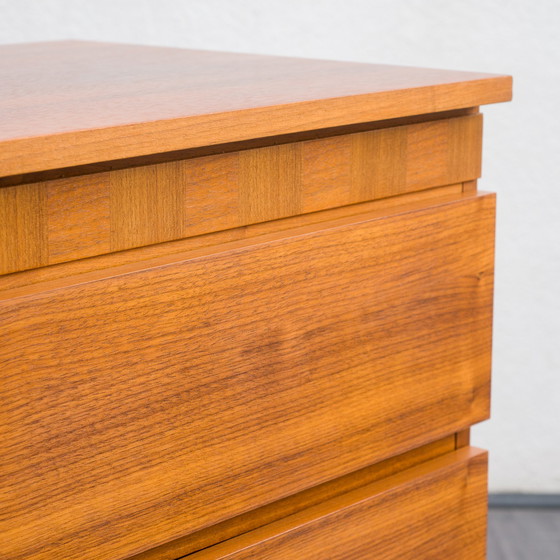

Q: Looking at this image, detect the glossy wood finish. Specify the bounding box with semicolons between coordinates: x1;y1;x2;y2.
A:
187;447;488;560
0;114;481;275
0;183;464;292
0;108;479;190
0;183;47;274
131;436;457;560
0;193;494;560
456;428;472;448
1;41;511;560
0;41;511;176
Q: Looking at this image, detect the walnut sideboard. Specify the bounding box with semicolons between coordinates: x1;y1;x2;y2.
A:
0;41;512;560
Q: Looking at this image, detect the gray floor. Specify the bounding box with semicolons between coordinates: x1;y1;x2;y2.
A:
488;508;560;559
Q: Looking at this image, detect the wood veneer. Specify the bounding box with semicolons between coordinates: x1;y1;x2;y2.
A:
0;114;481;275
0;183;463;292
0;40;511;560
187;447;488;560
131;436;457;560
0;41;510;176
1;193;494;560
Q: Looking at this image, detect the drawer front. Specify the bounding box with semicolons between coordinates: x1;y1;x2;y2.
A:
0;113;481;274
189;447;488;560
0;193;494;560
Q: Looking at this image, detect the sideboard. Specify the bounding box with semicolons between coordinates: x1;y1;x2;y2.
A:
0;41;512;559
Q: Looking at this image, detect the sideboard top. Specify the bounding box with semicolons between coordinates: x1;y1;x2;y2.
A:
0;40;511;177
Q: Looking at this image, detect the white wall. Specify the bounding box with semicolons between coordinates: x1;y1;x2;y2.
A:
1;0;559;493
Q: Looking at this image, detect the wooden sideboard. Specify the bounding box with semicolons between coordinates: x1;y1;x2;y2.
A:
0;41;512;560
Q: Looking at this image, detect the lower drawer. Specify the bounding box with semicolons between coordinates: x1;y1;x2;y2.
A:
188;447;488;560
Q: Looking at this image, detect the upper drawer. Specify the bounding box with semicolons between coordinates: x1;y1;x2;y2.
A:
0;113;482;275
0;192;494;560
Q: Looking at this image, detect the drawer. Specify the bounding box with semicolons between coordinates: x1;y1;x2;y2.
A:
127;435;459;560
0;113;482;274
187;447;488;560
0;192;494;560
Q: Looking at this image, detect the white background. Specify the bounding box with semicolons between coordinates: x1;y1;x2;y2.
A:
1;0;559;493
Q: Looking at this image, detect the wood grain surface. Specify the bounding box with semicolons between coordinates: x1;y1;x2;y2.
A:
131;436;456;560
0;114;481;275
0;41;511;176
0;108;480;190
456;428;472;448
0;193;495;560
187;447;488;560
0;183;464;292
